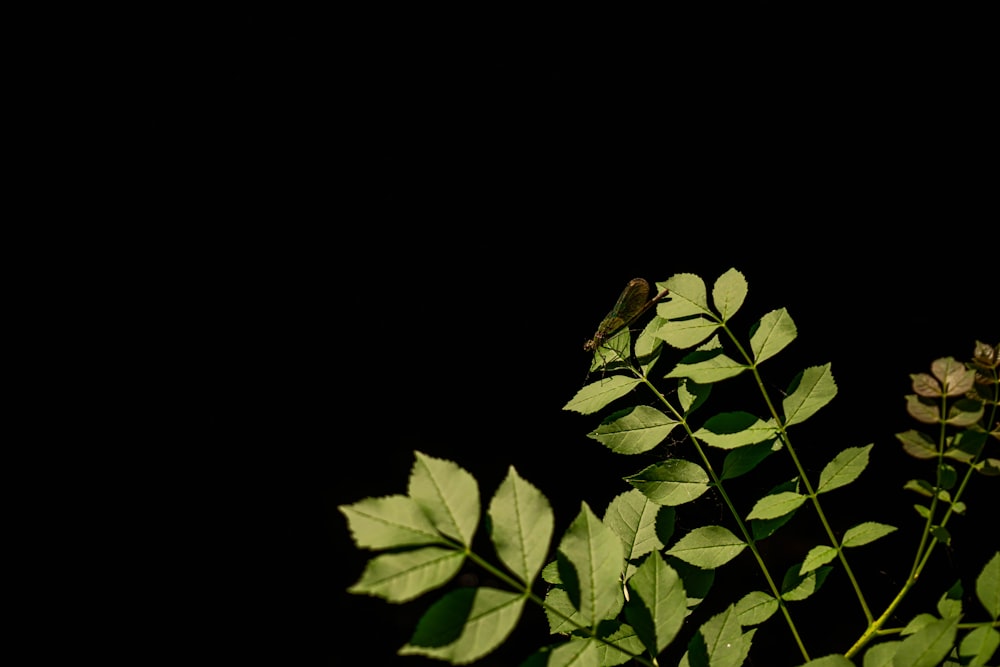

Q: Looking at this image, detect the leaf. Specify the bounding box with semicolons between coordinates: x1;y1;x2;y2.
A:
589;405;681;455
656;316;721;348
904;478;936;498
911;373;942;397
625;459;711;507
782;364;837;426
659;273;711;318
938;463;957;490
782;564;832;601
958;626;1000;667
564;376;643;415
666;526;746;569
931;357;977;396
712;268;748;321
817;444;873;493
348;547;465;602
897;430;938;459
540;639;601;667
906;395;940;424
604;489;664;564
666;348;748;383
842;522;898;548
339;494;443;550
751;478;801;541
901;613;938;635
624;552;687;654
746;491;807;521
488;466;554;585
693;412;777;449
976;552;1000;620
594;621;646;667
945;398;984;426
931;525;951;545
799;656;855;667
800;545;838;574
558;502;625;627
863;641;901;667
735;591;779;626
692;605;746;667
409;451;480;546
399;587;525;663
678;379;712;415
936;580;963;619
750;307;798;364
543;587;583;633
891;615;960;667
721;438;782;480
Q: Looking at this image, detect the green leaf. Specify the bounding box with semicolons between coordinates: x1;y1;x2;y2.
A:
666;348;748;383
678;379;712;415
936;580;963;619
817;444;873;494
594;621;646;667
604;489;664;565
666;526;746;569
721;438;781;480
799;656;854;667
624;552;687;654
945;398;984;426
656;316;721;348
693;412;777;449
409;451;480;546
749;307;797;364
659;273;711;318
488;466;553;585
901;613;938;635
625;459;711;506
543;587;584;633
842;522;898;548
558;502;625;626
897;430;938;459
904;478;936;498
348;547;465;602
712;268;748;321
339;494;443;550
931;357;977;396
399;587;525;663
564;376;643;415
863;641;901;667
913;503;930;519
782;364;837;426
958;625;999;667
782;564;832;601
800;545;838;574
589;405;680;455
735;591;778;626
751;478;801;540
906;395;940;424
891;615;960;667
688;605;746;667
527;637;601;667
746;491;807;521
976;552;1000;620
931;525;951;545
938;463;957;490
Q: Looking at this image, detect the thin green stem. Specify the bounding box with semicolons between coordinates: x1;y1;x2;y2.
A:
637;371;811;663
721;322;874;623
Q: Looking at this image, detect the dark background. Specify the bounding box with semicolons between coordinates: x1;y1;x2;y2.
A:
249;18;997;667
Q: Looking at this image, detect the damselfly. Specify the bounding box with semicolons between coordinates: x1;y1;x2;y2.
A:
584;278;669;354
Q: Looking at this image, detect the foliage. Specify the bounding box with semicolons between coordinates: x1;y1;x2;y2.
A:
340;269;999;666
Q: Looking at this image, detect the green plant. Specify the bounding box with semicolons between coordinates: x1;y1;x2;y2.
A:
339;269;999;666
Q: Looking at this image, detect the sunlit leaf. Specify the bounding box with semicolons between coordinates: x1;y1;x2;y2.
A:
698;605;746;667
659;273;710;318
488;466;554;585
589;405;680;455
666;348;748;383
901;613;938;635
800;545;838;574
543;587;583;633
656;316;720;348
678;379;712;416
799;656;854;667
751;478;801;541
712;268;748;321
906;395;940;424
862;640;900;667
526;637;600;667
399;587;525;663
666;526;746;569
817;444;873;494
945;398;984;426
783;364;837;426
348;547;465;602
339;494;443;550
958;625;999;667
781;564;832;601
891;615;959;667
842;522;898;548
624;552;687;654
897;430;938;459
936;580;963;619
976;552;1000;620
558;502;625;626
931;357;976;396
604;489;664;564
911;372;942;398
625;459;711;506
693;412;777;449
564;375;643;415
746;491;807;521
750;307;797;364
409;451;480;546
734;591;778;626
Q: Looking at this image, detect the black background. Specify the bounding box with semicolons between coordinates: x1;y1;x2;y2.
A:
250;17;998;667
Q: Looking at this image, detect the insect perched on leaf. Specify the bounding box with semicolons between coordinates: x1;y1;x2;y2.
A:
583;278;669;354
